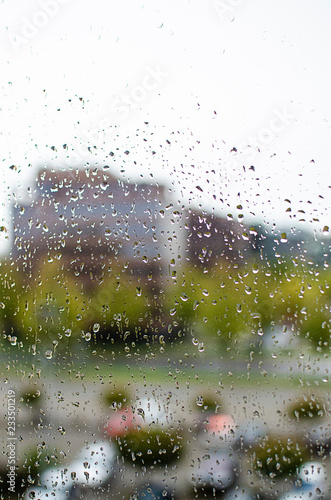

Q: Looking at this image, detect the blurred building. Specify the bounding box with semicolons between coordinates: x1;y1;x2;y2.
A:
12;167;251;279
12;167;178;280
185;210;248;266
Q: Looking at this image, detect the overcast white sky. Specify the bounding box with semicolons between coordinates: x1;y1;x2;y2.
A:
1;0;330;252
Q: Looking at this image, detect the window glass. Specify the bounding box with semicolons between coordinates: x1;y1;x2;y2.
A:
1;1;330;499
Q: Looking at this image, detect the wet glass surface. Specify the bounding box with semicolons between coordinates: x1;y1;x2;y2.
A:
0;1;330;498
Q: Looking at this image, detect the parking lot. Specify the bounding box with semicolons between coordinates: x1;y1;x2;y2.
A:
2;360;329;499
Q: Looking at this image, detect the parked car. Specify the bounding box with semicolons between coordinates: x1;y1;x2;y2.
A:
22;466;73;499
233;421;267;451
69;440;116;487
136;481;176;499
105;396;171;439
105;407;138;438
197;413;236;448
23;482;70;500
224;487;256;500
304;424;331;456
279;461;328;500
22;440;116;499
191;449;237;493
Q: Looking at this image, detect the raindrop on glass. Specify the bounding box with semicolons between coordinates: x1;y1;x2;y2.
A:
196;396;204;407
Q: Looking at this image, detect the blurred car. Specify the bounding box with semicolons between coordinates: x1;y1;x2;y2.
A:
105;407;138;438
191;450;237;493
299;461;328;484
105;396;171;438
224;487;256;500
69;440;116;487
279;461;328;500
136;481;176;499
22;440;116;499
42;466;73;495
23;485;69;500
304;424;331;456
22;466;73;499
233;421;267;451
197;413;236;448
133;397;170;426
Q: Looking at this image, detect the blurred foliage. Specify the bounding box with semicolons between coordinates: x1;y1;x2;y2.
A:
192;391;225;413
251;434;309;479
102;385;131;409
118;427;183;466
20;385;42;406
286;393;326;421
0;256;330;354
15;444;59;494
86;270;152;342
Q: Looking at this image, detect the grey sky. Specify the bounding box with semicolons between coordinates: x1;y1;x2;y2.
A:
1;0;330;251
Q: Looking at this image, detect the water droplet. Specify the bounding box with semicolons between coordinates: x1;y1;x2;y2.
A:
42;224;49;232
45;350;52;359
236;304;242;313
202;289;209;297
245;286;252;295
85;332;91;341
0;302;5;309
10;336;17;346
142;256;148;263
136;287;142;296
65;329;72;337
252;264;259;274
180;293;188;302
193;300;200;310
137;408;145;420
192;338;199;346
93;323;100;333
170;308;177;316
196;396;204;407
198;343;205;353
280;232;287;243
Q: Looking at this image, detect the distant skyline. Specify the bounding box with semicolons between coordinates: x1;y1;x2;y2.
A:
1;0;331;253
